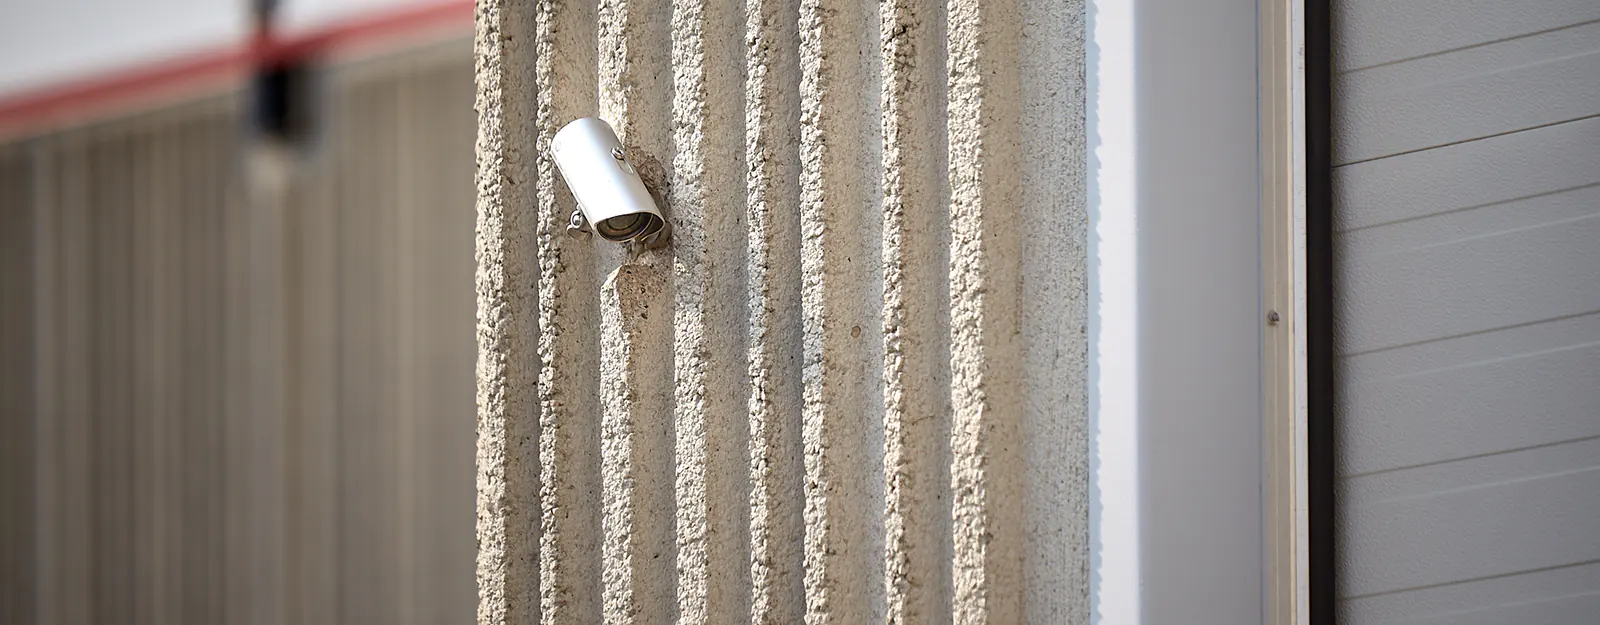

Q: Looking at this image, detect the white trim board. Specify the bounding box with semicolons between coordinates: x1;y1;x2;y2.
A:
1089;0;1308;623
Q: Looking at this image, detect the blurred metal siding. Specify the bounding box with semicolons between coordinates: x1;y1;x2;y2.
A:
1;136;39;625
472;0;1090;622
0;41;478;625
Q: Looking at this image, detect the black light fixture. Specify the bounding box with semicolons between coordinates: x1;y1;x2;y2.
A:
247;0;320;149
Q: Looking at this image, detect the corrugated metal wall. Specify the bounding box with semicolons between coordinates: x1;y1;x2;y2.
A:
472;0;1089;621
0;41;478;624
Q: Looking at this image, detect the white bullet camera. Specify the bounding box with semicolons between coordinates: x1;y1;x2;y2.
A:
551;117;671;247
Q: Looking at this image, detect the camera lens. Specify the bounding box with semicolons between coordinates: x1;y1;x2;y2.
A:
596;213;649;241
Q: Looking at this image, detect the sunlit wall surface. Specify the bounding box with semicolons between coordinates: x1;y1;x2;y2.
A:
472;0;1090;621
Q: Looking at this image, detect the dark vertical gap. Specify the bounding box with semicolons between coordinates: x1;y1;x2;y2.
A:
1305;0;1337;623
1;144;40;625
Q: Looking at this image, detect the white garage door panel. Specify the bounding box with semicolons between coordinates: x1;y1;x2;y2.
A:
1339;333;1600;476
1333;115;1600;231
1336;22;1600;164
1339;437;1600;597
1342;561;1600;624
1408;593;1600;625
1338;182;1600;261
1334;0;1600;72
1334;2;1600;618
1337;212;1600;353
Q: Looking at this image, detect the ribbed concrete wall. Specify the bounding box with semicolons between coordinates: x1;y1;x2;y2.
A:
473;0;1088;621
0;42;479;624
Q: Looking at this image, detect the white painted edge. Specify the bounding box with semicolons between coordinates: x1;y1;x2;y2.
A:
1086;0;1138;623
1091;0;1312;622
1264;0;1310;622
1290;0;1311;620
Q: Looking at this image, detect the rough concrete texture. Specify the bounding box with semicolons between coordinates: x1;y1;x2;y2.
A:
947;0;1026;621
475;0;1088;621
797;0;887;621
600;259;678;624
669;0;752;622
743;0;807;622
597;0;678;622
880;0;954;622
1019;0;1091;621
473;0;549;622
535;0;605;622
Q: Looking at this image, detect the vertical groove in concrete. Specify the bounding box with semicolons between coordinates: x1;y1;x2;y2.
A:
879;0;954;621
797;0;886;621
669;0;750;621
531;0;604;621
742;0;807;621
946;0;1026;621
596;0;678;621
596;0;671;280
475;0;549;620
597;260;677;624
1018;0;1089;621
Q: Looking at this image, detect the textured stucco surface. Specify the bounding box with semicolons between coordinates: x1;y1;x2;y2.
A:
474;0;1088;621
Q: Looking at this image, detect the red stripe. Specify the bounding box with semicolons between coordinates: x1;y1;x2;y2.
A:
0;1;473;130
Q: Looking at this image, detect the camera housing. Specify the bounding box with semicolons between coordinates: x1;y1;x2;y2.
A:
551;117;670;246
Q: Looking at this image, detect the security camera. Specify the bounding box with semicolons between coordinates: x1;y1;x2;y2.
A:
551;117;671;247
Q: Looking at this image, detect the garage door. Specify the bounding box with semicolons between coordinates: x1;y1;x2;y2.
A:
1332;2;1600;623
